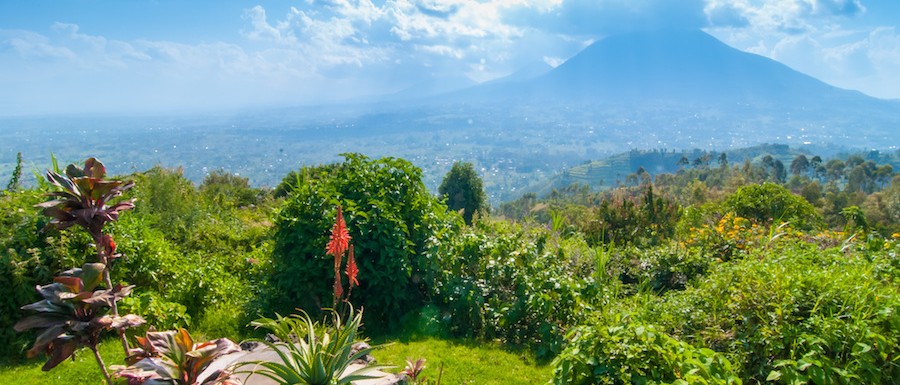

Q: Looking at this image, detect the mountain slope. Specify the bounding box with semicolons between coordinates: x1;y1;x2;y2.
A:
450;29;872;106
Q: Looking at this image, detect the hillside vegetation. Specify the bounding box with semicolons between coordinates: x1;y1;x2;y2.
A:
1;149;899;384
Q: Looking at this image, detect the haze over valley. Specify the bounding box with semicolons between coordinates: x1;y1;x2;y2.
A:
2;2;899;203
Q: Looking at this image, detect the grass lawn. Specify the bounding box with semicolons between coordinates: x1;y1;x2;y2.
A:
373;337;552;385
0;337;551;385
0;340;124;385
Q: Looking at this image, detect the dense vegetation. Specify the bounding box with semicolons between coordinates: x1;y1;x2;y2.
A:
2;148;899;384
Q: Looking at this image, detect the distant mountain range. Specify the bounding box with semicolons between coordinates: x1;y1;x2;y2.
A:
3;29;897;204
445;29;881;106
386;28;899;149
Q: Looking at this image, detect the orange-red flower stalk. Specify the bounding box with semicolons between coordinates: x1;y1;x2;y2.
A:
346;244;359;288
328;205;351;306
333;274;344;303
326;205;350;257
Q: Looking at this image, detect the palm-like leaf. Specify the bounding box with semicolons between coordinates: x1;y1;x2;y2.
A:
37;158;135;242
13;264;142;371
114;328;242;385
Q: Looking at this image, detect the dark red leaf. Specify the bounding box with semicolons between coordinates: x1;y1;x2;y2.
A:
42;338;79;371
83;157;106;179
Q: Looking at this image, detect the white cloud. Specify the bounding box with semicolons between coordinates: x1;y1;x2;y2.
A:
417;44;465;59
705;0;899;99
1;0;897;115
236;1;565;88
3;32;76;59
705;0;866;33
543;55;564;67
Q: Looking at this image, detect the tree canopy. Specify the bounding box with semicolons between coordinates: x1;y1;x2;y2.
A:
439;161;488;225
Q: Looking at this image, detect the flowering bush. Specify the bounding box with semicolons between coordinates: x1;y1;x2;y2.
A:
266;154;453;327
682;213;805;260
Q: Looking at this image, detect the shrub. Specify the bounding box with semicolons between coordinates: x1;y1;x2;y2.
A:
111;218;254;328
642;242;900;383
0;190;60;358
432;220;599;359
583;185;681;247
112;166;272;335
199;169;264;208
127;166;202;244
609;243;713;293
266;154;452;327
552;321;741;385
722;183;821;230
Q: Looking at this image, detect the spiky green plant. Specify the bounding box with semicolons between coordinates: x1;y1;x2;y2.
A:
241;308;387;385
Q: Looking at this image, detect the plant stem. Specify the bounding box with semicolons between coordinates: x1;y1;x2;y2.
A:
97;233;130;355
90;345;114;385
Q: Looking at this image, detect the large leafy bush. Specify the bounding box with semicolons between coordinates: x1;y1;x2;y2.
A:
0;190;76;358
584;185;681;246
2;164;273;360
432;220;600;359
266;154;452;326
115;166;272;335
642;242;900;383
722;183;821;230
553;321;741;385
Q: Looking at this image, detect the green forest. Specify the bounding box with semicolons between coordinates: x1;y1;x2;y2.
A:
1;149;899;384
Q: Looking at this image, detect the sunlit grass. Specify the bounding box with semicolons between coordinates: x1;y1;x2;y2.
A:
373;337;552;385
0;339;123;385
1;335;551;385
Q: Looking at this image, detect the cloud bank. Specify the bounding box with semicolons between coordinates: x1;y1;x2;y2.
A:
0;0;897;115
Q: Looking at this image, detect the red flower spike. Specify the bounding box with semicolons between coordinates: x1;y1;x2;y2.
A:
326;205;351;257
346;245;359;288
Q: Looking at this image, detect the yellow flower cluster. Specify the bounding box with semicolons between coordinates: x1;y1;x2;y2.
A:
683;214;805;258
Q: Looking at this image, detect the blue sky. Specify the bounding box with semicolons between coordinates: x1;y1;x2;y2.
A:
1;0;898;115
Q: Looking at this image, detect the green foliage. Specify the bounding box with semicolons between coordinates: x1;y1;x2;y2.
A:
610;244;713;293
273;164;340;198
0;190;74;358
118;292;192;332
6;152;23;192
432;220;599;359
438;161;488;225
199;169;263;208
242;308;386;385
4;150;900;384
127;166;202;244
552;321;741;385
2;163;273;361
111;215;256;328
642;243;900;383
584;185;681;246
841;205;869;233
723;183;821;229
113;165;273;336
267;153;452;327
